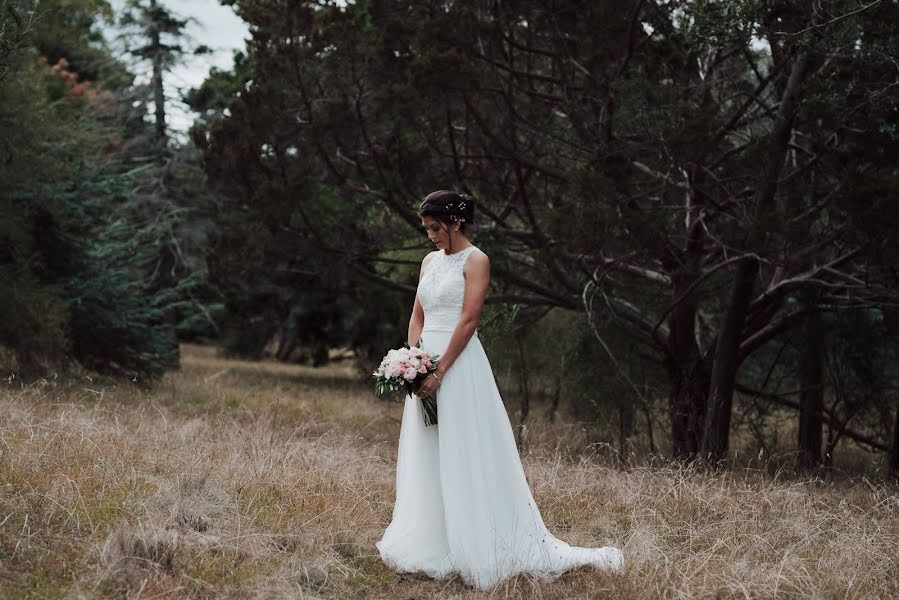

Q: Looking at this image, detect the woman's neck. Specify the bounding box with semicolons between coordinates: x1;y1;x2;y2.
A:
444;240;473;255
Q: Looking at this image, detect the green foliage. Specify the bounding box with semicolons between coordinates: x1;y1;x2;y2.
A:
31;0;132;89
118;0;189;69
114;0;226;346
0;0;38;81
0;1;179;380
61;184;181;380
192;0;899;461
183;50;252;127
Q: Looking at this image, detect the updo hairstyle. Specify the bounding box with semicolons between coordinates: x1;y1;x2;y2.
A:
418;190;477;234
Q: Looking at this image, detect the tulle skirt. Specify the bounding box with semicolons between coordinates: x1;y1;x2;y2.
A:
376;328;623;590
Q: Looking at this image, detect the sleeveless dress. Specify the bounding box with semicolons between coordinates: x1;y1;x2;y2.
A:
375;244;623;590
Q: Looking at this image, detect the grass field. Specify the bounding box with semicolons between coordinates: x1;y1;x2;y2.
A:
2;344;898;598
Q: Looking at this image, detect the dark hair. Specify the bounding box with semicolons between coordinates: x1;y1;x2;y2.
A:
418;190;477;233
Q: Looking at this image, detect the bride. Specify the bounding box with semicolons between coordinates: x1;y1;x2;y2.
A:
376;190;624;590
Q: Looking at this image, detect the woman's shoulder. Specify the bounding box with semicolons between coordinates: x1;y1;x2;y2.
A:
463;246;489;275
468;245;489;262
420;250;440;274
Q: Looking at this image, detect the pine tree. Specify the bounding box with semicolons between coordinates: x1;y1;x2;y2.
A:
116;0;220;339
0;0;180;381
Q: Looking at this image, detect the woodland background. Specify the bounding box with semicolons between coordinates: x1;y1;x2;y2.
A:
3;1;899;598
3;0;899;476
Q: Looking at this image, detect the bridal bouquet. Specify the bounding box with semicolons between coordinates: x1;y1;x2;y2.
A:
372;338;441;426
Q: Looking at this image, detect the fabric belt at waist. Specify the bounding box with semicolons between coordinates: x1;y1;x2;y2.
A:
422;325;478;336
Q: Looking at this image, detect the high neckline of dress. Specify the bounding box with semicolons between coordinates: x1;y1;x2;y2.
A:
442;245;476;257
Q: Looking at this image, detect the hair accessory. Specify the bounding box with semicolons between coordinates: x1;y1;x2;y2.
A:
445;196;469;223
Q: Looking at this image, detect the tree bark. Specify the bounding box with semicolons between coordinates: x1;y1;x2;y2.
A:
548;371;561;423
15;348;43;382
704;257;758;458
668;361;709;458
891;407;899;478
700;51;813;458
149;0;168;162
276;328;299;362
515;332;530;451
798;311;824;469
618;399;634;457
667;268;708;458
885;308;899;477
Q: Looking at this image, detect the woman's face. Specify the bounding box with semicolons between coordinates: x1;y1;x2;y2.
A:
421;215;457;250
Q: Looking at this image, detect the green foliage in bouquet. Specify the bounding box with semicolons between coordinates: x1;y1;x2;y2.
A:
373;338;441;426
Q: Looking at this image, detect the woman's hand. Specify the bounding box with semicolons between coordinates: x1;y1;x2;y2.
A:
416;369;443;399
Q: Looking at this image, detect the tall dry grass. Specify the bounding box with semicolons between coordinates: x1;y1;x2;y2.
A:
1;344;897;598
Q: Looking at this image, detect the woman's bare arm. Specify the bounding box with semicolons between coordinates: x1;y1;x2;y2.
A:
407;252;436;347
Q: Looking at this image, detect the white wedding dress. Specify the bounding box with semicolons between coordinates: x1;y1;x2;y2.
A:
376;244;623;590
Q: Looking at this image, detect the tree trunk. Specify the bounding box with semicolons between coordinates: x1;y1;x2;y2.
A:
886;309;899;477
548;374;561;423
701;51;813;458
15;348;43;382
890;406;899;478
618;400;634;457
149;0;168;161
515;333;530;452
704;257;759;458
667;268;708;458
798;312;824;469
276;328;299;362
668;360;709;458
311;343;328;367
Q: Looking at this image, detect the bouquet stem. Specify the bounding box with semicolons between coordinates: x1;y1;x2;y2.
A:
419;394;438;427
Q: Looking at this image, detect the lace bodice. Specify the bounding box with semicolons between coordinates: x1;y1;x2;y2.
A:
418;245;479;333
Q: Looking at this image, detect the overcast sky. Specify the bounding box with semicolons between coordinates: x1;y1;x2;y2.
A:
105;0;250;135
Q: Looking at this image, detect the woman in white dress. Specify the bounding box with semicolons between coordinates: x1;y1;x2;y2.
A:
376;190;623;591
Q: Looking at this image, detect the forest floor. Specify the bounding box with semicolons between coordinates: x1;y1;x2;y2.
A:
2;344;898;599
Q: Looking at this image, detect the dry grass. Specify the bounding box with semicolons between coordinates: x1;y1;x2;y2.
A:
1;344;897;599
